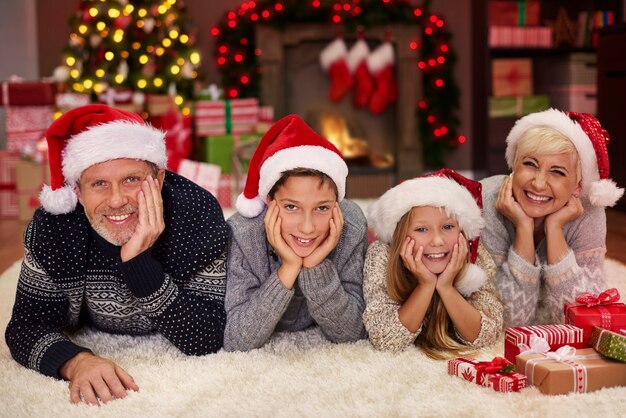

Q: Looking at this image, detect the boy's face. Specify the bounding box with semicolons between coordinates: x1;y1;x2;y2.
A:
270;176;337;258
405;206;460;275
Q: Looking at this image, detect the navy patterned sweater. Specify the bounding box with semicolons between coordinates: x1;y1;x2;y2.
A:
5;172;228;378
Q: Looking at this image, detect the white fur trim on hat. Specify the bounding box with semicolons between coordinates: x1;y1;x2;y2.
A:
62;120;167;186
505;108;598;197
347;39;370;73
320;38;348;71
454;264;488;297
39;184;78;215
257;145;348;204
367;176;484;244
366;42;394;74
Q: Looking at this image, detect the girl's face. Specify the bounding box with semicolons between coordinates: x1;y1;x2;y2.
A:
405;206;460;275
270;176;336;258
511;152;581;220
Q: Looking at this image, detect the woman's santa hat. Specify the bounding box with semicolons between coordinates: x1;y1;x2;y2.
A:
505;108;623;207
368;168;488;296
236;114;348;218
40;104;167;215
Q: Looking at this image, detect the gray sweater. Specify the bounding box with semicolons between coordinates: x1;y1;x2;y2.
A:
224;199;368;351
480;175;607;327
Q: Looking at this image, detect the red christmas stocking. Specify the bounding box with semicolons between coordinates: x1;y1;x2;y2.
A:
320;38;352;102
367;42;398;114
347;39;373;108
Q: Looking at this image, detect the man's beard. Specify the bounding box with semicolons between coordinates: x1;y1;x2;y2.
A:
86;205;138;246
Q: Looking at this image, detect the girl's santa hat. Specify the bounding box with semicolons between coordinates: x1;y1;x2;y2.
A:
505;108;623;207
236;114;348;218
368;168;488;296
40;104;167;215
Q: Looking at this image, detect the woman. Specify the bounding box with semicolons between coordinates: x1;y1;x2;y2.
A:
480;108;623;326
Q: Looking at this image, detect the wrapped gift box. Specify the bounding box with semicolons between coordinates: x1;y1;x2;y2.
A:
0;81;57;106
489;95;550;118
489;26;552;48
16;158;50;222
5;106;53;155
589;326;626;362
217;173;233;208
548;84;597;115
517;347;626;395
146;94;175;116
56;93;91;111
565;295;626;346
504;324;585;363
177;159;221;196
489;0;540;27
448;357;526;393
492;58;533;97
149;112;192;173
195;98;259;136
0;151;18;219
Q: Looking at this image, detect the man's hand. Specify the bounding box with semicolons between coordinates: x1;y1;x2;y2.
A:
121;176;165;262
303;203;344;268
60;352;139;406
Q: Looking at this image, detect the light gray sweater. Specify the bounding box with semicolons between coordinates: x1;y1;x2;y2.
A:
480;175;607;327
224;199;368;351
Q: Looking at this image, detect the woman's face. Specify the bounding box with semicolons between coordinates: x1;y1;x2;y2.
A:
511;151;581;220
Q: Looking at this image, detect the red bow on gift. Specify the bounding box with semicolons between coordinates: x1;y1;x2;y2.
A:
575;288;620;307
475;357;515;374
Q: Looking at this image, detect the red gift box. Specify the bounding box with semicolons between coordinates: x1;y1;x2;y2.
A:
148;112;192;173
489;26;552;48
448;357;526;392
216;173;233;208
0;81;57;106
489;0;540;27
195;99;259;136
0;151;18;219
177;159;220;196
492;58;533;97
504;324;585;363
564;288;626;346
5;106;53;155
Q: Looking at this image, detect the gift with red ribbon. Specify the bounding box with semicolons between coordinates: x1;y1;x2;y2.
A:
517;347;626;395
0;151;18;219
564;288;626;345
448;357;526;392
504;324;585;363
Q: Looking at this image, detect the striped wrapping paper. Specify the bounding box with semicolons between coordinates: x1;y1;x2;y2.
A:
504;324;585;363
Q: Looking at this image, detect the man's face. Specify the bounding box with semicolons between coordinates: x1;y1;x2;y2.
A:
76;159;164;246
270;176;337;258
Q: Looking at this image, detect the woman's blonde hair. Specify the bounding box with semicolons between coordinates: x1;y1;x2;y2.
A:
513;126;582;182
386;209;471;360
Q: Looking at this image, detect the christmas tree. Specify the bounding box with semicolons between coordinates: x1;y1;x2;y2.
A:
59;0;201;107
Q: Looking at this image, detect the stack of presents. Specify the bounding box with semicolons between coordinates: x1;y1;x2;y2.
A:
448;288;626;394
0;78;273;222
488;0;551;49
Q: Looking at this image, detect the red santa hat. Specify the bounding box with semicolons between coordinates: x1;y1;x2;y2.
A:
236;114;348;218
367;168;487;296
505;108;624;207
40;104;167;215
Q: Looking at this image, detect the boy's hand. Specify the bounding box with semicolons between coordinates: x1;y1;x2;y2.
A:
121;176;165;262
303;203;344;268
265;201;302;288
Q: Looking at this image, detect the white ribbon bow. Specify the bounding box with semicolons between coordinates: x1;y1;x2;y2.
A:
518;334;551;355
545;345;577;362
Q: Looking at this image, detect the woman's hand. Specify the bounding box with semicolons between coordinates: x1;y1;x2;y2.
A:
495;174;533;230
545;194;584;233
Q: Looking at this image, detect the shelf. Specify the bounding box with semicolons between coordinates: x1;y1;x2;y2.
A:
490;46;597;58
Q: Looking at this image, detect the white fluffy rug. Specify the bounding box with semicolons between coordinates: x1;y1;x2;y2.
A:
1;260;626;417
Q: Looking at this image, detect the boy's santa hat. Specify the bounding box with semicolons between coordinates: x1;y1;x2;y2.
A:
505;108;623;207
40;104;167;215
368;168;487;296
236;114;348;218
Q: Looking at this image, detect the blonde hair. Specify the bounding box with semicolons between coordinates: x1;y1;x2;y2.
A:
387;209;471;360
513;126;582;182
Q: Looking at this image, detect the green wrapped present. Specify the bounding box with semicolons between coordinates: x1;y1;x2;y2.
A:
489;95;550;118
203;134;260;175
589;326;626;362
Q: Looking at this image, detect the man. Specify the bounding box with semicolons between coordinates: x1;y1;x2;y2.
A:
5;105;228;405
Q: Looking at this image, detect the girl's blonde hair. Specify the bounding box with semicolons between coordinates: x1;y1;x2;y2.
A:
513;126;582;182
386;209;471;360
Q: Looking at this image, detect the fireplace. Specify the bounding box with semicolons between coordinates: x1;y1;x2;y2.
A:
256;24;423;198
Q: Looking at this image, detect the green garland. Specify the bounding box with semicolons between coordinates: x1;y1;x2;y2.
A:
214;0;462;167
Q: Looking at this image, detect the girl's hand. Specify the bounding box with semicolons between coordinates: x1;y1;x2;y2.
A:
400;237;437;287
545;194;584;233
436;234;468;292
495;174;533;230
303;203;344;268
264;201;302;269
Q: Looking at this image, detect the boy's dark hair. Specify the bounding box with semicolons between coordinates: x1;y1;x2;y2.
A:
267;168;338;200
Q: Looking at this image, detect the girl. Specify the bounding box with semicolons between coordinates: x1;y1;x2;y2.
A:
363;169;503;358
480;109;624;326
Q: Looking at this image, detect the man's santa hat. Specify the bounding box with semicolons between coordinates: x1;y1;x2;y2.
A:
368;169;487;297
236;114;348;218
40;104;167;215
505;108;623;207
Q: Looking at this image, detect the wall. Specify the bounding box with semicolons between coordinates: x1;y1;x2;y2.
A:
31;0;474;170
